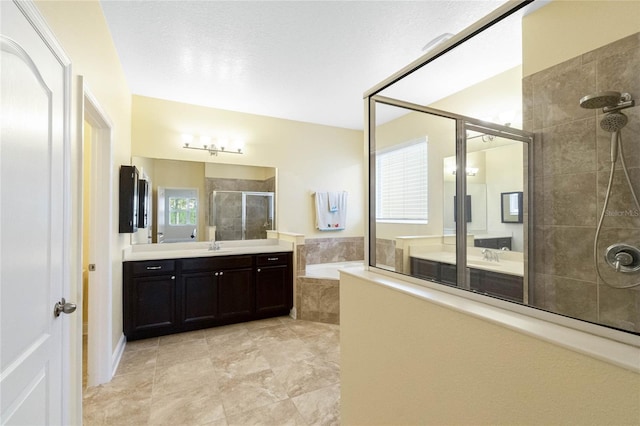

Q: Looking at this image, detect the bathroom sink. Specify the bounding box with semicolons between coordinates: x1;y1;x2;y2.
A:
467;259;500;268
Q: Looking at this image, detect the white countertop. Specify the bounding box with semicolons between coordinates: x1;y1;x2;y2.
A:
409;245;524;277
123;239;294;262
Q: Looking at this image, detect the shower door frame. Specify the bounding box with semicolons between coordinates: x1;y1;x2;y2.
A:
367;94;535;301
242;191;275;240
210;190;275;241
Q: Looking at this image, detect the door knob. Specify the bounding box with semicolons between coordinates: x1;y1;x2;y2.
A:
54;298;77;317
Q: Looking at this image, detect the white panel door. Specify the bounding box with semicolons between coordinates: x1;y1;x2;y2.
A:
1;1;71;424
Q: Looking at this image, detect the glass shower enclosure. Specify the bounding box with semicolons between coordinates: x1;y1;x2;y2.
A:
209;190;275;241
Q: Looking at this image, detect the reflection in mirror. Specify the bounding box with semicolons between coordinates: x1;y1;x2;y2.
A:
501;191;523;223
450;138;525;252
210;190;274;241
131;156;276;244
157;187;199;243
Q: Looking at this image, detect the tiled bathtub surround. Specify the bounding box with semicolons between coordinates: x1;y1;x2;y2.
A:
375;238;396;268
297;278;340;324
303;237;364;265
295;237;364;325
523;33;640;333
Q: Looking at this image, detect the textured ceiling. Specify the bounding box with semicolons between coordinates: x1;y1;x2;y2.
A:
101;0;515;130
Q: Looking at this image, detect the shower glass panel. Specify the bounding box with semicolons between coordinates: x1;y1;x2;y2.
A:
463;120;531;304
210;190;274;241
370;98;457;284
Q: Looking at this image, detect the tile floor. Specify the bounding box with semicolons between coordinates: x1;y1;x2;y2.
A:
83;317;340;425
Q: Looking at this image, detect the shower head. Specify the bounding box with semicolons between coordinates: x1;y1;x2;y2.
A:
579;91;622;109
600;111;628;133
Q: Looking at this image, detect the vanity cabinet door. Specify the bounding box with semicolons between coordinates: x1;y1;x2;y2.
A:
181;272;218;329
439;263;458;286
125;274;178;340
124;260;178;340
255;253;292;317
410;257;440;281
469;268;523;303
218;267;254;322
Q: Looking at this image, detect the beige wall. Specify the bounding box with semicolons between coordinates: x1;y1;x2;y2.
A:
523;0;640;77
131;95;364;239
35;1;132;422
341;272;640;425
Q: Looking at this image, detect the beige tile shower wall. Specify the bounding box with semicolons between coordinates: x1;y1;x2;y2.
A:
303;237;364;265
523;33;640;333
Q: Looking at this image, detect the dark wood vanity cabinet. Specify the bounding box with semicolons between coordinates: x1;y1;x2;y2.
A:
474;236;512;250
410;257;523;302
123;260;178;340
123;252;292;340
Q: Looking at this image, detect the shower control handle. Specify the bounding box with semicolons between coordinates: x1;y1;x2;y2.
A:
605;244;640;273
614;252;633;272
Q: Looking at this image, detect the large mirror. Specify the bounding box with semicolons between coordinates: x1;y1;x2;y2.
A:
131;156;276;244
443;139;524;250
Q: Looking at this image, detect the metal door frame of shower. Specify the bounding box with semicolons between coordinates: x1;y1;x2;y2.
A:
367;94;535;302
242;191;275;240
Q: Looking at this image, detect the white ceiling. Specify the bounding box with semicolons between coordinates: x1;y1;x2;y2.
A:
100;0;517;130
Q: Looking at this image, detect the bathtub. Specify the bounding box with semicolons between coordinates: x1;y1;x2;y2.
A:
304;260;364;280
297;261;363;325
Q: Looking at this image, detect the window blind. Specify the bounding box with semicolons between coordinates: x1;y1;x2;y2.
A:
376;138;428;222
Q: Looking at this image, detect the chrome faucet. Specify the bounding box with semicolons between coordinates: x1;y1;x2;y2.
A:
482;248;500;262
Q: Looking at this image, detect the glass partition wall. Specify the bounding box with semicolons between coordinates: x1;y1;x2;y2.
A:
365;0;640;340
369;96;533;301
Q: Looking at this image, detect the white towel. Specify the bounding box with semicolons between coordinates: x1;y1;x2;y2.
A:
328;192;339;212
315;191;347;231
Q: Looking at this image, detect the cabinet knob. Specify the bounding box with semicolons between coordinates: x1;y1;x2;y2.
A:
171;276;175;280
220;272;224;276
257;268;261;272
214;272;219;276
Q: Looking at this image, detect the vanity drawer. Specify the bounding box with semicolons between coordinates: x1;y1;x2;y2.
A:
129;260;176;276
256;253;291;267
181;255;253;272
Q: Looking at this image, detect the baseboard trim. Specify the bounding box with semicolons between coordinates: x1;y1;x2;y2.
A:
111;333;126;376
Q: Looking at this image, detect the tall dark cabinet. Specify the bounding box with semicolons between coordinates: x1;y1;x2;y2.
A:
119;165;139;233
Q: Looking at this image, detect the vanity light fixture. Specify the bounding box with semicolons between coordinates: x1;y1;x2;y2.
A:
450;167;479;176
182;134;244;156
